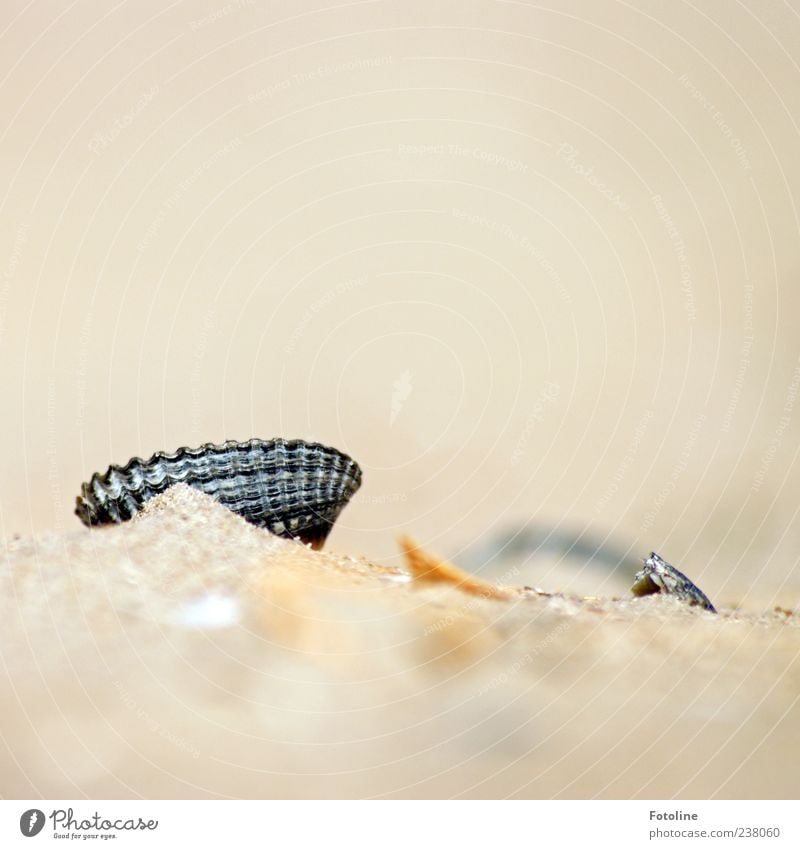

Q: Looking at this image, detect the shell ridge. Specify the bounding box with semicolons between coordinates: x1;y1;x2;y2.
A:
75;438;362;547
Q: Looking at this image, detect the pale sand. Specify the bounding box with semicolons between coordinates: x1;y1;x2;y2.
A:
1;485;797;799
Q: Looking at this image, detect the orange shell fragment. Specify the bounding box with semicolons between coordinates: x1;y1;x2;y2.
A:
398;535;514;600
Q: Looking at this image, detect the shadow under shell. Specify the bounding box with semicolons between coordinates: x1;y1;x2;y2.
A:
75;438;362;549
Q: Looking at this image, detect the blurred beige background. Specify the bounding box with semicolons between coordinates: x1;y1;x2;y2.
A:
1;0;800;609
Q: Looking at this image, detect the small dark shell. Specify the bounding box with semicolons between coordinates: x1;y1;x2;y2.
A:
75;438;362;548
631;551;716;613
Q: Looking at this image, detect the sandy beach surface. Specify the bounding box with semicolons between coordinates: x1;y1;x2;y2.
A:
1;485;796;799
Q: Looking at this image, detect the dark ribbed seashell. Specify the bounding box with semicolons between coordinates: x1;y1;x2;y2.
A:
75;438;362;549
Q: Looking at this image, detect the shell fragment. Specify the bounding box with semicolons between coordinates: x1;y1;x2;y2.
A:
631;551;716;613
